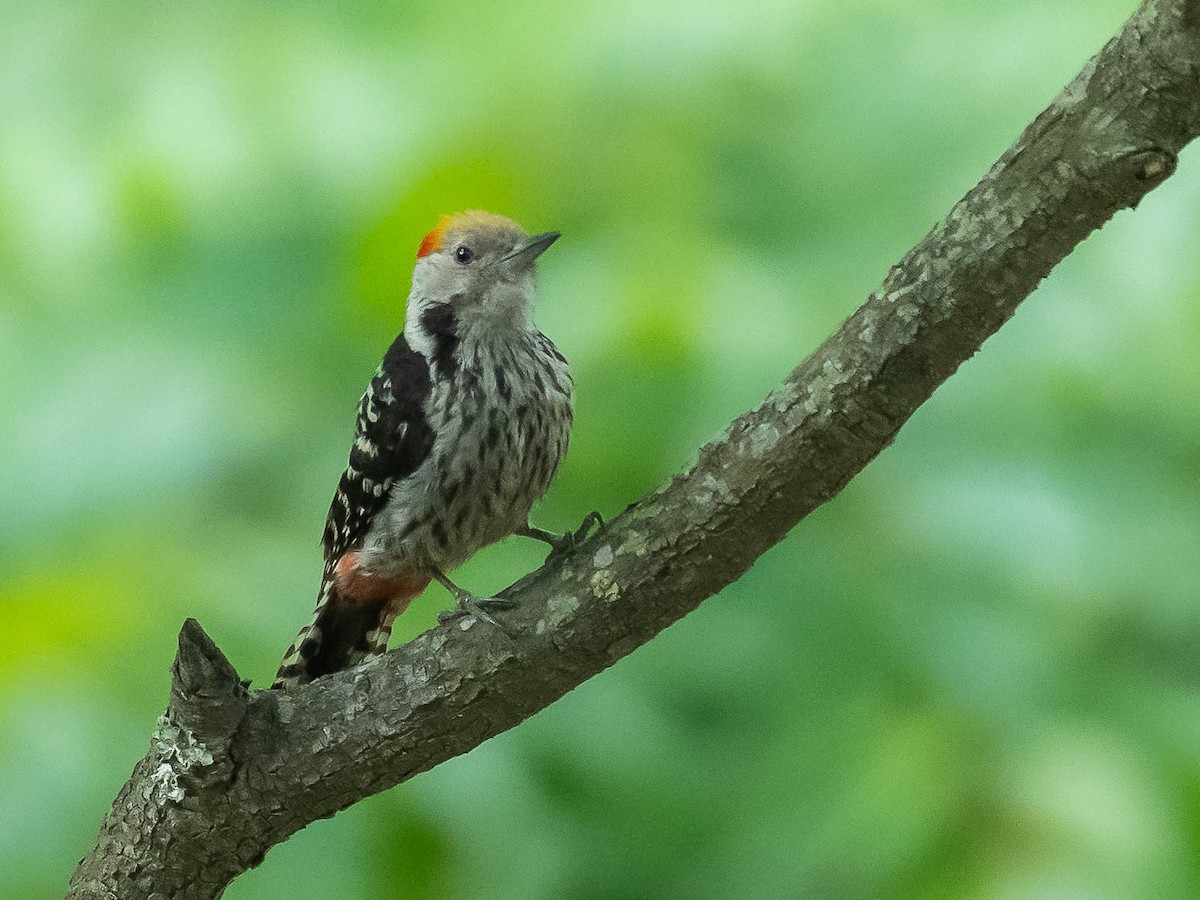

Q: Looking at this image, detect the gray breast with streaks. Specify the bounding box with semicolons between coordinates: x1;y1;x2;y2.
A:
361;329;573;576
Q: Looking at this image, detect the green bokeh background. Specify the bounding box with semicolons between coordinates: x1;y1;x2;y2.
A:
3;1;1199;897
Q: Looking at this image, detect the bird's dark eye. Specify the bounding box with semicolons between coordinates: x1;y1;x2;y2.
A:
455;245;474;264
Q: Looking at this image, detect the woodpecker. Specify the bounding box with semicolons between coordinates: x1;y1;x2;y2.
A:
273;210;593;689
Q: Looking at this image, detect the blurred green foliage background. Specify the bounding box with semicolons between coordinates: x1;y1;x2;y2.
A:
3;0;1199;897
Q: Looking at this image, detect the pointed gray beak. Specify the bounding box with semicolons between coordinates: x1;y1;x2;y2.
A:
503;231;560;264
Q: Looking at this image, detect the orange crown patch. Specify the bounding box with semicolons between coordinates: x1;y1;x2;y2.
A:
417;216;450;259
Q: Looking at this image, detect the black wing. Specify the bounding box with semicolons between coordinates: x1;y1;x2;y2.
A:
322;333;435;562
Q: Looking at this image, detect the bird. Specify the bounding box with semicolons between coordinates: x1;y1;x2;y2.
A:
272;210;597;689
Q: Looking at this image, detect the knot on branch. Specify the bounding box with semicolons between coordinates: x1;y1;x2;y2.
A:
168;618;249;745
1097;147;1179;210
1127;147;1177;183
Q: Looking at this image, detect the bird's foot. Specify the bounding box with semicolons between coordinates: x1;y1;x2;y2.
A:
435;577;517;635
521;511;605;560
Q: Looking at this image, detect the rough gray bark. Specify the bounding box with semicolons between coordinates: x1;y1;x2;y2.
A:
68;1;1200;897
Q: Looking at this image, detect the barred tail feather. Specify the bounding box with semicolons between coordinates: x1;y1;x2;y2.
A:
272;575;420;689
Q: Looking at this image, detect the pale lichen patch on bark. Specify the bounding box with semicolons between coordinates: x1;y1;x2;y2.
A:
590;566;617;599
621;530;650;558
745;422;781;457
545;592;582;624
801;371;835;414
146;714;214;805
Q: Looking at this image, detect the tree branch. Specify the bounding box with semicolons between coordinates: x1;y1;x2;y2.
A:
68;1;1200;896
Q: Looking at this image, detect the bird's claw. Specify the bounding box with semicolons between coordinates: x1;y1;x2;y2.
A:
438;591;517;635
574;510;605;541
545;511;606;559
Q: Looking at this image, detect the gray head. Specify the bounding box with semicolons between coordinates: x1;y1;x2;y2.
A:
405;211;559;347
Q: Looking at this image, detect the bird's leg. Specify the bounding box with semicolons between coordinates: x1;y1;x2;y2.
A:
517;511;605;559
432;568;516;632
